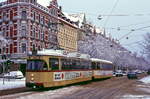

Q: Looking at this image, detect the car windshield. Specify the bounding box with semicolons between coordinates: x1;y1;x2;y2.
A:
27;60;48;71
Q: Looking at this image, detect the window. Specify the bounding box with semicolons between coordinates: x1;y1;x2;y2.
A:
61;59;91;70
27;60;48;70
21;43;26;53
21;25;26;36
33;27;36;38
101;63;113;70
3;12;7;20
61;58;72;70
49;58;59;70
41;31;44;40
38;14;40;23
22;11;27;20
33;12;36;20
10;10;13;20
41;16;45;24
38;30;40;39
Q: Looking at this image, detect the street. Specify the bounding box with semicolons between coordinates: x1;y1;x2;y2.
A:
1;74;150;99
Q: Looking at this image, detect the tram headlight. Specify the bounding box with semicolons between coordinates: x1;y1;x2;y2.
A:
31;78;34;81
31;74;34;77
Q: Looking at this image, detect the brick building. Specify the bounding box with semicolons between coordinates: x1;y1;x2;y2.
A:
0;0;59;58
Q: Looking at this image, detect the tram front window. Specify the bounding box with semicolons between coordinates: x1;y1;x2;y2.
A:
27;60;47;71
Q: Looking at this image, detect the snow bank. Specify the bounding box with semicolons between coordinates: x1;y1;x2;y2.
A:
139;76;150;84
0;78;25;90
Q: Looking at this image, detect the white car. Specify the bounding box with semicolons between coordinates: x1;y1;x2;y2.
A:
115;72;123;77
4;71;24;79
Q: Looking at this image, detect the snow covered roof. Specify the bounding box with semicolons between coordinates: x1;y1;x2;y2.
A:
95;27;105;34
91;58;113;64
32;49;91;60
64;13;86;28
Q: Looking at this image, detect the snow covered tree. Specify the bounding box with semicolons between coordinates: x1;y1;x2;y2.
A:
78;33;149;70
143;33;150;60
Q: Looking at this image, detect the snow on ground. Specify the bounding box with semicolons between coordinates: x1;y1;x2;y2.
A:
139;76;150;84
15;86;83;99
0;78;25;90
119;95;150;99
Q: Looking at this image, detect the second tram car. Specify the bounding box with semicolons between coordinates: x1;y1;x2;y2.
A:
26;49;113;88
91;58;113;79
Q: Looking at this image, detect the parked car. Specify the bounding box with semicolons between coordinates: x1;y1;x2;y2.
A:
122;71;127;76
127;72;137;79
147;69;150;75
4;71;24;79
115;71;123;77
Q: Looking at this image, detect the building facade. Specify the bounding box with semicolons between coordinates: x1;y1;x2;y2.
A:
0;0;59;58
57;11;78;52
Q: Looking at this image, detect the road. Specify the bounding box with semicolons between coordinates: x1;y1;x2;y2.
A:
1;74;150;99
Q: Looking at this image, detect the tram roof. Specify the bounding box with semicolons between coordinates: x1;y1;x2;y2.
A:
36;49;67;57
34;49;91;60
91;58;113;64
67;52;91;60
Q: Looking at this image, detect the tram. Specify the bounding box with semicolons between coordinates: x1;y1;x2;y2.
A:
26;49;113;88
91;58;113;79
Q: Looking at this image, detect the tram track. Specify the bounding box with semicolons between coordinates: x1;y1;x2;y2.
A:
61;74;146;99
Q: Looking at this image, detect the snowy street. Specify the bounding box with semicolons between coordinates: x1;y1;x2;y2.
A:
1;75;150;99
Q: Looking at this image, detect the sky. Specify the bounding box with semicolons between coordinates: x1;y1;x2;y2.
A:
1;0;150;55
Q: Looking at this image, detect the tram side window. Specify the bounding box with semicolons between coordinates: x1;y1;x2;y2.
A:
82;60;91;69
92;62;97;69
71;59;76;70
49;58;59;70
97;62;101;69
61;58;71;70
101;63;113;70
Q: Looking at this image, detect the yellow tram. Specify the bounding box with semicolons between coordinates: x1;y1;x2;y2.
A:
26;49;92;88
26;49;113;88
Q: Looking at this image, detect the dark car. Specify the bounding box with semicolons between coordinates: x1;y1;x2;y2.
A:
127;72;137;79
147;69;150;75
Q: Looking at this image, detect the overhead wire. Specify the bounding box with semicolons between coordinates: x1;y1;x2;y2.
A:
103;0;120;27
118;25;150;41
122;41;143;46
